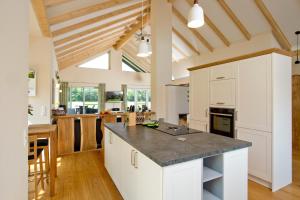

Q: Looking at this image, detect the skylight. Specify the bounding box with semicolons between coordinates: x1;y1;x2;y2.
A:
122;55;146;73
78;53;109;70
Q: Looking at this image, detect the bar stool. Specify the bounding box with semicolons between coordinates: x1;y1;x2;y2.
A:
30;139;50;180
28;135;45;199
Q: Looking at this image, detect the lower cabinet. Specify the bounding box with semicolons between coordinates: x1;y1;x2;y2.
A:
236;127;272;182
189;119;208;132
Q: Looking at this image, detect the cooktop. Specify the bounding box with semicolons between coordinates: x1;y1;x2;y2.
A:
154;122;203;136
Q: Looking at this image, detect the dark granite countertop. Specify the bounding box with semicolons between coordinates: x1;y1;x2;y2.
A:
104;123;251;167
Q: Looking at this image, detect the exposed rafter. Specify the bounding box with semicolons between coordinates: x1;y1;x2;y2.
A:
217;0;251;40
53;12;140;46
254;0;291;51
58;43;115;70
185;0;230;47
55;26;127;53
31;0;52;37
52;1;150;37
49;0;132;25
114;14;150;50
172;7;213;52
57;31;124;58
172;27;200;55
44;0;73;7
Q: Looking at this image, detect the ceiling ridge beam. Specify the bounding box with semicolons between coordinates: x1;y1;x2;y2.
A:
31;0;52;37
185;0;230;47
56;31;124;58
55;25;127;52
254;0;291;51
217;0;251;40
114;14;150;50
44;0;73;7
172;7;213;52
53;12;140;46
49;0;133;25
58;43;114;70
172;27;200;55
52;1;150;37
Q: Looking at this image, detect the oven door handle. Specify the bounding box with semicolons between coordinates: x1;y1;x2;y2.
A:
210;112;233;117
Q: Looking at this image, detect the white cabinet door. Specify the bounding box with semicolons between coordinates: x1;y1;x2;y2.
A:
210;79;235;107
210;62;236;81
104;129;113;176
189;119;208;132
120;141;138;200
237;128;272;182
136;151;163;200
111;133;122;190
236;55;272;132
189;68;209;122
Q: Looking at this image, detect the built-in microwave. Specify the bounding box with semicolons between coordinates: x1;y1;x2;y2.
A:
209;107;235;138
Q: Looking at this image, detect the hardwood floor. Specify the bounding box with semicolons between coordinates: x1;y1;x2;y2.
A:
29;149;300;200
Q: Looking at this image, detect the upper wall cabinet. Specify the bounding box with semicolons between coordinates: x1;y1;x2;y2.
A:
236;55;272;132
210;79;236;107
189;68;209;122
210;62;236;81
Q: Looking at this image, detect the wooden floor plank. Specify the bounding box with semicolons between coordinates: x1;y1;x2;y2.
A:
29;149;300;200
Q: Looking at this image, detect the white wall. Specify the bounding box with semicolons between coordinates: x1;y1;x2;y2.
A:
292;57;300;75
28;36;53;124
60;49;150;90
0;0;28;199
172;33;280;80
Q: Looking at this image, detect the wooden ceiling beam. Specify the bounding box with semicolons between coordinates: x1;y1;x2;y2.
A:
53;12;139;46
49;0;132;25
31;0;52;37
56;32;124;58
172;27;200;55
44;0;73;7
254;0;291;51
114;14;150;50
52;1;150;37
172;7;213;52
58;43;115;70
185;0;230;47
217;0;251;40
55;25;127;53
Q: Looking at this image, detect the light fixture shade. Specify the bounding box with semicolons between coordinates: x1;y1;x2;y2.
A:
188;3;204;28
137;39;149;57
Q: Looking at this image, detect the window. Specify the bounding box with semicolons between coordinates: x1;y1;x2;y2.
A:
78;53;109;70
68;87;99;114
122;55;145;72
127;88;151;111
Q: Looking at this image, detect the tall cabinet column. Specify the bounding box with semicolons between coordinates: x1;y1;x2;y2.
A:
151;0;172;119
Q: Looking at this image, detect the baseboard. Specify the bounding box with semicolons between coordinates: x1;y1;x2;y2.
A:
249;174;272;189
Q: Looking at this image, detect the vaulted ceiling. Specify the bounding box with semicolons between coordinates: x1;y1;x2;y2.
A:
31;0;300;71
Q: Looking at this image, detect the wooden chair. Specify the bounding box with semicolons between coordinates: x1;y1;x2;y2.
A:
28;135;45;199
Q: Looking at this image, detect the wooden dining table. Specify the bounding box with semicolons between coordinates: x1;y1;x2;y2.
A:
28;124;57;197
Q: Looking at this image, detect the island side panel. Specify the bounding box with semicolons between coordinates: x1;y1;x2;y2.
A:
162;159;203;200
223;148;248;200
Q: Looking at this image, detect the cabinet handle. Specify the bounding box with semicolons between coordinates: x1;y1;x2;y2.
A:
216;102;225;105
205;124;208;132
134;152;138;169
235;129;238;138
235;110;238;121
131;150;135;166
216;76;225;80
109;132;112;144
205;109;208;118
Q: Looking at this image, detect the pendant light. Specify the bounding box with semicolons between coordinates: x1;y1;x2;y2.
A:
137;36;149;57
137;0;149;57
295;31;300;65
188;0;204;28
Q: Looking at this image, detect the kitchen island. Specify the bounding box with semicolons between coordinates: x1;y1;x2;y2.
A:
104;123;251;200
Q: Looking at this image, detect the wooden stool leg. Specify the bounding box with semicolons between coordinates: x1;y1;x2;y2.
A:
34;160;38;199
44;146;50;183
39;156;44;190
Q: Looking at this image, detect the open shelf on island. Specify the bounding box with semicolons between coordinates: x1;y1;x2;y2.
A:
203;190;221;200
203;166;222;183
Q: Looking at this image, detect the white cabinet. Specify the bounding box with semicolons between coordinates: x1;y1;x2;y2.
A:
189;119;208;132
236;55;272;132
237;127;271;182
210;79;235;107
210;62;236;81
189;68;209;122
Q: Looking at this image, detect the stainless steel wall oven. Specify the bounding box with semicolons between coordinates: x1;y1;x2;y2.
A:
210;107;235;138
